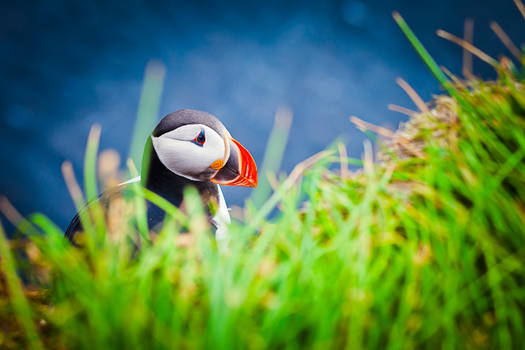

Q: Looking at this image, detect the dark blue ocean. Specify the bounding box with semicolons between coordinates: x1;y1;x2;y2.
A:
1;0;523;230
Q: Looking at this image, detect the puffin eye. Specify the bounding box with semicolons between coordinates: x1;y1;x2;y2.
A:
192;130;206;146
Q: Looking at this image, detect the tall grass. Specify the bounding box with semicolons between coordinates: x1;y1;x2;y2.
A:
1;10;525;350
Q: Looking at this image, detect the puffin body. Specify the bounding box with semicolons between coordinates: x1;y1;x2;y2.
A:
65;109;257;242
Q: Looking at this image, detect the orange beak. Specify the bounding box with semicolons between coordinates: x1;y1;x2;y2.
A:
211;138;257;187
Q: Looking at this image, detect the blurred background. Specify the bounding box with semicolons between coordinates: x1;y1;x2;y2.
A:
1;0;523;230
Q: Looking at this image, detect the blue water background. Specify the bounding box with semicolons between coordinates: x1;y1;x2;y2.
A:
1;0;523;229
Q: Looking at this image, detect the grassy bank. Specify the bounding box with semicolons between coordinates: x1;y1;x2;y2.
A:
1;11;525;350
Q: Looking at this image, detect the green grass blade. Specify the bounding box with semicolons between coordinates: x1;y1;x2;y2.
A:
0;221;44;350
128;60;166;172
127;159;150;243
83;125;101;202
393;11;450;88
250;107;293;208
83;124;106;239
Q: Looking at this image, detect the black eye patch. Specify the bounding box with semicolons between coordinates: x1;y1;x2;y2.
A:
192;129;206;146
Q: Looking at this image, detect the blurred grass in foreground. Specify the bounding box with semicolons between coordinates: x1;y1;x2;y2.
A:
1;9;525;350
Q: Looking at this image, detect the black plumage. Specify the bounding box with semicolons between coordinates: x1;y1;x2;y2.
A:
65;109;230;242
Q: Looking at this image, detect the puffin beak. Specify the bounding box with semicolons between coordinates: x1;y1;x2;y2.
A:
211;138;258;187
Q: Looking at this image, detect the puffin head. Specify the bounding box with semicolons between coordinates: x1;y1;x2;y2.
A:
149;109;257;187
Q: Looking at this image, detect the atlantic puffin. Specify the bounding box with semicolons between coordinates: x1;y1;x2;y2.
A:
65;109;257;242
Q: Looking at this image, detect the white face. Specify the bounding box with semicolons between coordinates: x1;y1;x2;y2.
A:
151;123;229;181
